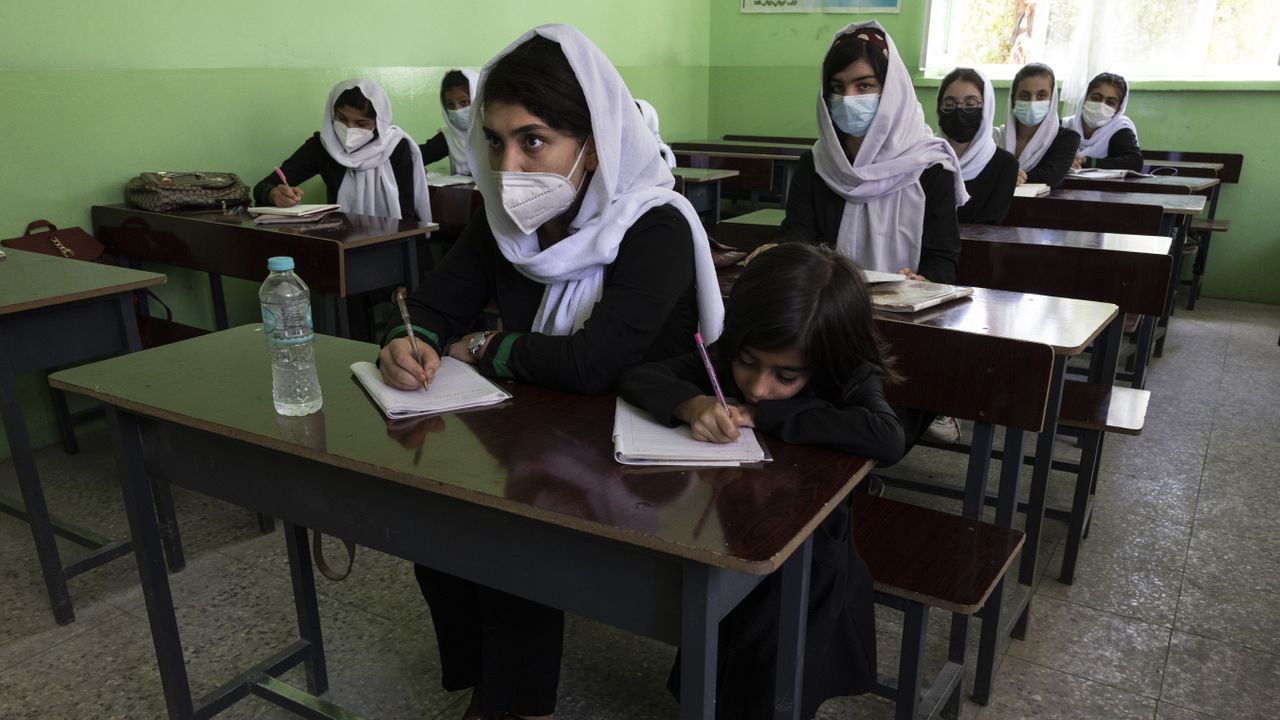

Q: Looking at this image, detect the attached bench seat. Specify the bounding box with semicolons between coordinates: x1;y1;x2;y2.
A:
855;495;1025;720
1191;218;1230;233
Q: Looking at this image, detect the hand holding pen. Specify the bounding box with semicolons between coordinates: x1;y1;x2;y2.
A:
268;166;304;207
377;287;440;391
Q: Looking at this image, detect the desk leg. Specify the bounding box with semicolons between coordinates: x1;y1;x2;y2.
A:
962;423;995;520
403;237;422;293
680;563;720;720
1132;317;1156;390
283;523;328;695
774;536;812;720
107;408;195;719
974;425;1023;704
1155;216;1186;357
710;180;723;226
209;273;229;331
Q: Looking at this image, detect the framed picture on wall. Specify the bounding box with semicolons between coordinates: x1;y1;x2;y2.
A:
741;0;901;12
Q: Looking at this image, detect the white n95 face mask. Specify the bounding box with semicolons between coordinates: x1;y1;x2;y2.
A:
446;106;470;131
492;139;590;235
333;121;375;152
1081;101;1117;128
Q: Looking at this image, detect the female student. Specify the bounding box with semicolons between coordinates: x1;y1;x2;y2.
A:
937;67;1019;225
420;68;480;175
620;242;906;719
993;63;1080;188
781;21;967;285
377;24;724;720
635;98;677;168
254;78;431;221
1063;72;1143;171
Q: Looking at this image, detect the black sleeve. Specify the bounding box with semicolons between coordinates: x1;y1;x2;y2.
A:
1025;129;1080;188
752;372;906;463
476;211;697;395
1093;128;1143;171
916;164;961;284
419;131;449;166
618;353;711;426
389;212;494;352
389;138;421;221
780;152;824;245
982;150;1019;225
253;133;327;206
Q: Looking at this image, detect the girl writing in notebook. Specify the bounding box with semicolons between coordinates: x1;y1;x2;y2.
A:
420;69;480;176
620;241;905;719
376;24;724;720
253;78;431;221
1063;72;1143;171
936;67;1019;224
993;63;1080;188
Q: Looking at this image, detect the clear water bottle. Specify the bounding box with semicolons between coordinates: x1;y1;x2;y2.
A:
259;256;323;416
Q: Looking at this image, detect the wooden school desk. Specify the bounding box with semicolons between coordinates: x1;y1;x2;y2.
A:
672;139;808;203
1141;158;1223;177
672;167;740;225
427;183;481;233
91;205;438;339
1062;174;1220;196
51;326;871;720
0;249;180;625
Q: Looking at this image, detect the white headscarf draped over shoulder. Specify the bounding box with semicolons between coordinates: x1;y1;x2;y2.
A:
813;21;967;275
440;68;479;175
993;67;1061;171
939;67;998;182
1062;75;1138;160
319;78;431;223
467;24;724;341
635;99;677;169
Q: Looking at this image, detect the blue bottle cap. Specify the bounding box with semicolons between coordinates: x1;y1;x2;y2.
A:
267;256;295;272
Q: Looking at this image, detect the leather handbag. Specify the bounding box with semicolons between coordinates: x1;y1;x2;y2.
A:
1;220;105;262
125;171;250;212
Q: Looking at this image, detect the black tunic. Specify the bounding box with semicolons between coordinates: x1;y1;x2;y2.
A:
620;353;905;719
419;130;449;166
252;132;422;220
781;151;961;284
1081;127;1143;171
1022;127;1081;188
958;147;1019;225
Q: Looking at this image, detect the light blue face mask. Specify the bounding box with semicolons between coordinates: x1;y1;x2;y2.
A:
446;106;470;131
827;93;880;137
1013;100;1052;126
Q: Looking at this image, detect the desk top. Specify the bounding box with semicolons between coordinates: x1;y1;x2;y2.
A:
94;204;437;248
0;248;166;316
50;326;870;575
959;224;1172;255
1047;189;1206;215
1142;159;1224;172
672;140;809;161
672;167;741;183
1063;174;1219;194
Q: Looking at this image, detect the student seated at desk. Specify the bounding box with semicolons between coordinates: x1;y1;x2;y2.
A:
253;78;430;221
780;21;967;284
420;68;480;175
620;242;905;720
936;67;1018;224
377;24;724;720
1063;72;1143;171
993;63;1080;188
635;98;677;168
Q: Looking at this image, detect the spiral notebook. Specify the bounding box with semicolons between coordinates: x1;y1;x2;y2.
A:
350;359;511;419
612;398;769;467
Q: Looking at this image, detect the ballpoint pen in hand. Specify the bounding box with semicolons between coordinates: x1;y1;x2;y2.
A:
393;287;429;390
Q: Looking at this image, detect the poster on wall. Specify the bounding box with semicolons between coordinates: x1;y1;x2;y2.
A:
741;0;901;12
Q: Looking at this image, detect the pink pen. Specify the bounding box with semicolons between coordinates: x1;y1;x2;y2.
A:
273;166;290;186
694;332;730;416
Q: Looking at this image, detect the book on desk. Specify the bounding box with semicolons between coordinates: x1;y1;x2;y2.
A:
870;281;974;313
350;359;511;418
248;204;343;225
1068;168;1153;180
1012;183;1051;197
612;398;769;467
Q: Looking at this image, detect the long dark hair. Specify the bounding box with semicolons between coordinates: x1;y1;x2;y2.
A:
1012;62;1056;98
1086;72;1128;103
440;70;471;105
483;35;592;142
715;243;899;401
333;86;376;120
823;32;890;89
938;67;985;104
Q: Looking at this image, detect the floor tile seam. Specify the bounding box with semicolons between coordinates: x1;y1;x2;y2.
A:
1041;591;1181;635
1165;621;1280;659
1000;653;1165;702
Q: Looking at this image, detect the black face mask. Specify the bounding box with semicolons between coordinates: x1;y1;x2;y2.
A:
938;107;984;143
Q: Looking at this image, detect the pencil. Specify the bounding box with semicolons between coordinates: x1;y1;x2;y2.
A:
694;332;730;416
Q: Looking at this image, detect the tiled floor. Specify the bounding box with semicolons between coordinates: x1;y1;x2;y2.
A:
1;297;1276;719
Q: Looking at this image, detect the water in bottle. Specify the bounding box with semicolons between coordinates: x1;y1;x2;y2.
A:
259;256;323;415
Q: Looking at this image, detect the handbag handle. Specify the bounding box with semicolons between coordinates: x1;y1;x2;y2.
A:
24;220;57;235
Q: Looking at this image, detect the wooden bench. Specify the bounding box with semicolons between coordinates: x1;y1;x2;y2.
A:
713;207;787;251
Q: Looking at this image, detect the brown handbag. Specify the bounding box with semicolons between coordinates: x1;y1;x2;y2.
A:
1;220;105;262
125;171;250;212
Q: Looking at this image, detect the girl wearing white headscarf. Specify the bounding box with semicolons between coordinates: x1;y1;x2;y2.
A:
635;98;677;168
781;21;967;284
420;68;480;176
992;63;1080;188
1063;72;1143;171
936;67;1019;224
254;78;431;222
375;24;724;720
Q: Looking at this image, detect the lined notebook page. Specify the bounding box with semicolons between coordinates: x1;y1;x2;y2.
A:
612;398;767;467
350;359;511;419
247;204;341;217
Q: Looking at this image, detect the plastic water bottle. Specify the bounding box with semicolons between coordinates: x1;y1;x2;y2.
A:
259;256;323;415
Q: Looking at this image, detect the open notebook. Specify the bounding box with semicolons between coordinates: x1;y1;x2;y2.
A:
1068;168;1153;180
613;398;769;467
248;204;341;217
1012;183;1050;197
350;359;511;419
871;280;974;313
426;172;476;187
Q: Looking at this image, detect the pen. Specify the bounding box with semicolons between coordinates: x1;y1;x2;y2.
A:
273;166;289;186
393;287;428;390
694;332;730;416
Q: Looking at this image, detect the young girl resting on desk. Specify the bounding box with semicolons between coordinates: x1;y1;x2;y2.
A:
993;63;1080;188
377;24;724;720
936;67;1019;225
620;241;905;720
253;77;431;221
1063;71;1143;171
420;69;480;175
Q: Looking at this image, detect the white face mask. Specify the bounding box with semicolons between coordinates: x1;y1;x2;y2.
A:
446;106;470;132
492;139;590;235
827;93;880;137
1081;100;1117;129
1013;100;1052;126
332;120;375;152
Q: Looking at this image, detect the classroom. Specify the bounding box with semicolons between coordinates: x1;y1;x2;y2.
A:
1;1;1278;718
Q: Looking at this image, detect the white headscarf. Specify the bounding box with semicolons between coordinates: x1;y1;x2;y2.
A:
635;99;677;169
993;69;1062;171
938;68;998;182
1062;76;1138;160
319;78;431;223
439;68;479;175
813;21;967;275
468;24;724;341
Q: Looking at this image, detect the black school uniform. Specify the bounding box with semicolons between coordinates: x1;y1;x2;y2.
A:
386;202;698;717
252;132;423;220
419;130;449;166
1022;127;1081;188
1079;127;1143;171
619;353;905;720
958;147;1019;225
781;150;961;284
